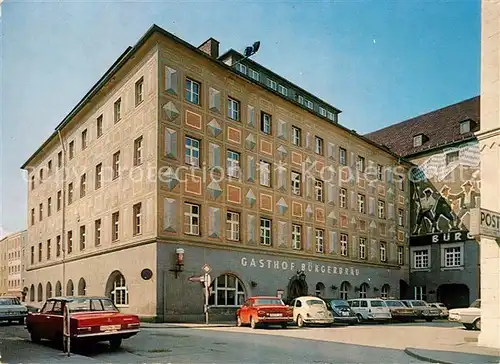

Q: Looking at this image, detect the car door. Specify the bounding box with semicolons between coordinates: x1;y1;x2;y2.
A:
32;301;53;339
360;300;370;318
294;299;303;321
45;300;64;341
240;300;251;324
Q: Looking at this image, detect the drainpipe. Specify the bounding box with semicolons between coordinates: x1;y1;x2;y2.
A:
57;130;66;295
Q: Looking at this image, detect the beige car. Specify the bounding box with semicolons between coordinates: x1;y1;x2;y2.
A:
290;296;334;327
448;299;481;330
428;302;449;318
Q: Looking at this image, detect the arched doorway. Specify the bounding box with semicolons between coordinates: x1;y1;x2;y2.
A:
55;281;62;296
66;280;74;296
315;282;325;297
105;271;129;307
399;279;409;299
339;281;351;300
78;278;86;296
37;283;43;302
207;273;246;306
29;285;34;302
46;282;52;299
437;284;470;309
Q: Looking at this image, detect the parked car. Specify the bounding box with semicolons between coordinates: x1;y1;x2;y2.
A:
448;299;481;330
323;299;357;325
428;302;449;318
25;296;140;350
0;297;28;324
290;296;334;327
347;298;392;322
384;299;417;322
401;300;440;322
236;296;293;329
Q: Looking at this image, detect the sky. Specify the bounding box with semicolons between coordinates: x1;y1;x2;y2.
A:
0;0;480;236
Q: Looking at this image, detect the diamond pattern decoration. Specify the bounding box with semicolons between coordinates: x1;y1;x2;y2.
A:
161;167;179;191
247;156;255;183
165;128;177;159
246;189;256;207
351;217;357;226
276;165;287;192
247;106;255;128
207;119;222;137
247;214;256;245
207;180;223;200
328;231;338;254
208;207;221;238
327;211;338;226
277;145;287;160
277;221;288;247
306;226;313;250
387;187;395;201
369;220;377;230
163;101;180;122
389;225;396;238
163;198;177;233
277;119;287;140
277;197;288;215
306;204;313;219
245;134;256;150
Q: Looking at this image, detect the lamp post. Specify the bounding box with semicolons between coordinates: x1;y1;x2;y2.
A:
232;41;261;68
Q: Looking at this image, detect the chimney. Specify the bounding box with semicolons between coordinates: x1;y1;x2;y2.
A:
198;38;220;59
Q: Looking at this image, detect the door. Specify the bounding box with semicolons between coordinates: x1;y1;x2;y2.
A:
44;300;64;341
33;301;54;339
359;300;370;318
293;299;303;320
240;300;251;324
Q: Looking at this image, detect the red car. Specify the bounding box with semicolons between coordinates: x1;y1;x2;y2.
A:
236;296;293;329
25;296;140;350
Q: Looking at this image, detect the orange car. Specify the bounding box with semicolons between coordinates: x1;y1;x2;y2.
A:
236;296;293;329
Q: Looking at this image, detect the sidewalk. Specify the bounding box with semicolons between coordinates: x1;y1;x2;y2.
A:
405;347;500;364
141;322;234;329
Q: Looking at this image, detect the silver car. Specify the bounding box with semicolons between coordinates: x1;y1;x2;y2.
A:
0;297;28;324
401;299;440;322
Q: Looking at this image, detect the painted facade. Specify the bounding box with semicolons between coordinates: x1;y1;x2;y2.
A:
0;230;27;298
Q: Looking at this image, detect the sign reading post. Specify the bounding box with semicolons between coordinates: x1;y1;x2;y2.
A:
469;208;500;238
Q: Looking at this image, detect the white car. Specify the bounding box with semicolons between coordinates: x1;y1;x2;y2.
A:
348;298;392;322
448;299;481;330
290;296;334;327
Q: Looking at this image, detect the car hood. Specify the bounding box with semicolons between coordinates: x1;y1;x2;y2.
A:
449;307;479;315
0;305;27;312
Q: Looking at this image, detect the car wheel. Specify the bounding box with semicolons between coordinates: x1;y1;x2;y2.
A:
463;323;473;330
281;322;288;329
250;316;258;329
30;332;41;344
356;314;363;323
297;315;305;328
473;318;481;331
109;338;122;350
236;315;242;327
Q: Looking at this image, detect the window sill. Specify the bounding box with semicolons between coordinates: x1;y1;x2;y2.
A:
115;304;129;308
440;266;464;271
410;268;432;272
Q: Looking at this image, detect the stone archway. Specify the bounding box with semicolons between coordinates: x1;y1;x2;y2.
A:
105;270;129;307
315;282;326;297
437;284;470;309
399;279;410;299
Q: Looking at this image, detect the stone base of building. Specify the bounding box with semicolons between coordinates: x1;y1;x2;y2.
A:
478;326;500;349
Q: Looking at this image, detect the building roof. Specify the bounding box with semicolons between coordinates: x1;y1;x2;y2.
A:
364;96;480;157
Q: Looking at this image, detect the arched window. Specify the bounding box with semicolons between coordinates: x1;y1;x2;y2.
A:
55;281;62;296
105;272;129;307
208;274;245;307
315;282;325;297
340;281;350;300
78;278;86;296
37;283;43;302
46;282;52;299
29;284;35;302
359;283;369;298
66;280;74;296
381;284;390;299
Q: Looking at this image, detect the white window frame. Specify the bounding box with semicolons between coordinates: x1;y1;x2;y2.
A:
441;242;464;268
327;111;335;121
340;188;347;208
248;69;259;81
113;151;120;179
381;285;390;299
185;78;200;105
209;274;245;307
414;286;426;301
314;136;323;155
237;63;247;74
80;225;86;250
292;126;301;146
227;97;240;121
135;78;144;105
359;237;366;259
411;246;431;270
134;136;143;166
357;156;365;172
292;224;301;250
226;211;240;241
260;218;272;246
339;148;347;165
377;165;383;180
315;229;324;253
278;84;287;96
305;99;313;109
380;242;387;262
340;233;348;256
227;150;241;178
378;200;385;219
413;134;423;147
291;171;301;196
95;219;101;246
398;246;404;265
133;203;142;236
259;161;271;187
319;107;327;117
340;281;349;300
314;179;324;202
112;212;119;241
266;78;277;90
446;151;459;165
111;274;129;307
398;209;404;226
358;194;365;213
460;120;470;134
261;112;272;134
297;95;304;104
359;283;368;298
185;136;200;167
184;203;200;236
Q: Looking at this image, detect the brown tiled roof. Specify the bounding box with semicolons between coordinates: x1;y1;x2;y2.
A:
364;96;480;157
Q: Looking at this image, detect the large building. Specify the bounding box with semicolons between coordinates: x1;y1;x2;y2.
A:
366;96;481;308
21;24;411;322
0;230;27;298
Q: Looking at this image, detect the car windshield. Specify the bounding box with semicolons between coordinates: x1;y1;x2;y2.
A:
470;299;481;308
67;298;119;313
0;298;21;305
306;299;325;306
411;301;426;307
329;300;349;308
370;300;385;307
254;298;284;305
385;300;404;307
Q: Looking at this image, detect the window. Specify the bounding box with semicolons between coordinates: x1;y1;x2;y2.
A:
39;203;43;221
259;161;271;187
80;174;86;198
460;120;470;134
291;171;301;196
339;188;347;208
413;135;423;147
47;197;52;217
184;203;200;235
314;179;324;202
236;63;247;74
58;151;63;168
292;224;301;250
380;242;387;262
112;212;119;241
67;231;73;254
266;78;277;90
135;77;144;105
95;163;102;189
442;243;463;268
69;141;75;160
134;136;143;166
48;160;52;175
260;112;272;134
185;136;200;167
292;126;301;146
39;169;44;184
96;115;103;138
68;183;73;204
378;200;385;219
57;190;62;210
31;175;35;190
414;286;426;301
30;246;34;265
278;84;287;96
227;150;240;178
185;78;200;105
398;209;404;226
340;233;348;256
260;218;272;246
358;194;365;213
248;69;259;81
305;100;313;109
339;147;347;165
112;151;120;179
110;274;129;307
319;107;327;117
377;165;383;180
297;95;304;104
328;111;335;121
226;211;240;241
114;98;121;122
80;226;86;250
95;219;102;246
227;97;240;121
359;237;366;259
38;243;42;262
315;136;323;155
359;283;368;298
357;156;365;172
81;129;88;150
56;236;61;257
340;281;349;300
412;248;430;269
446;151;459;165
381;285;390;299
315;229;324;253
208;274;245;307
398;246;404;265
133;203;142;235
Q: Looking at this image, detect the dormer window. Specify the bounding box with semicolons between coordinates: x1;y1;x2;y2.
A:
460;120;471;134
413;134;423;147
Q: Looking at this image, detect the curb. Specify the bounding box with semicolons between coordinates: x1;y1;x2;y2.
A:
141;323;234;329
404;348;453;364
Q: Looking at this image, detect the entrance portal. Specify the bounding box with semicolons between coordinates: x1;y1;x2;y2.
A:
399;280;410;299
437;284;470;309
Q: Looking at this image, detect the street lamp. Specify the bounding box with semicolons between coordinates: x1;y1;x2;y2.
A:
232;41;261;68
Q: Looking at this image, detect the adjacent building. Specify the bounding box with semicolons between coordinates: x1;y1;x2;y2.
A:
0;230;27;298
21;24;411;322
366;96;480;308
